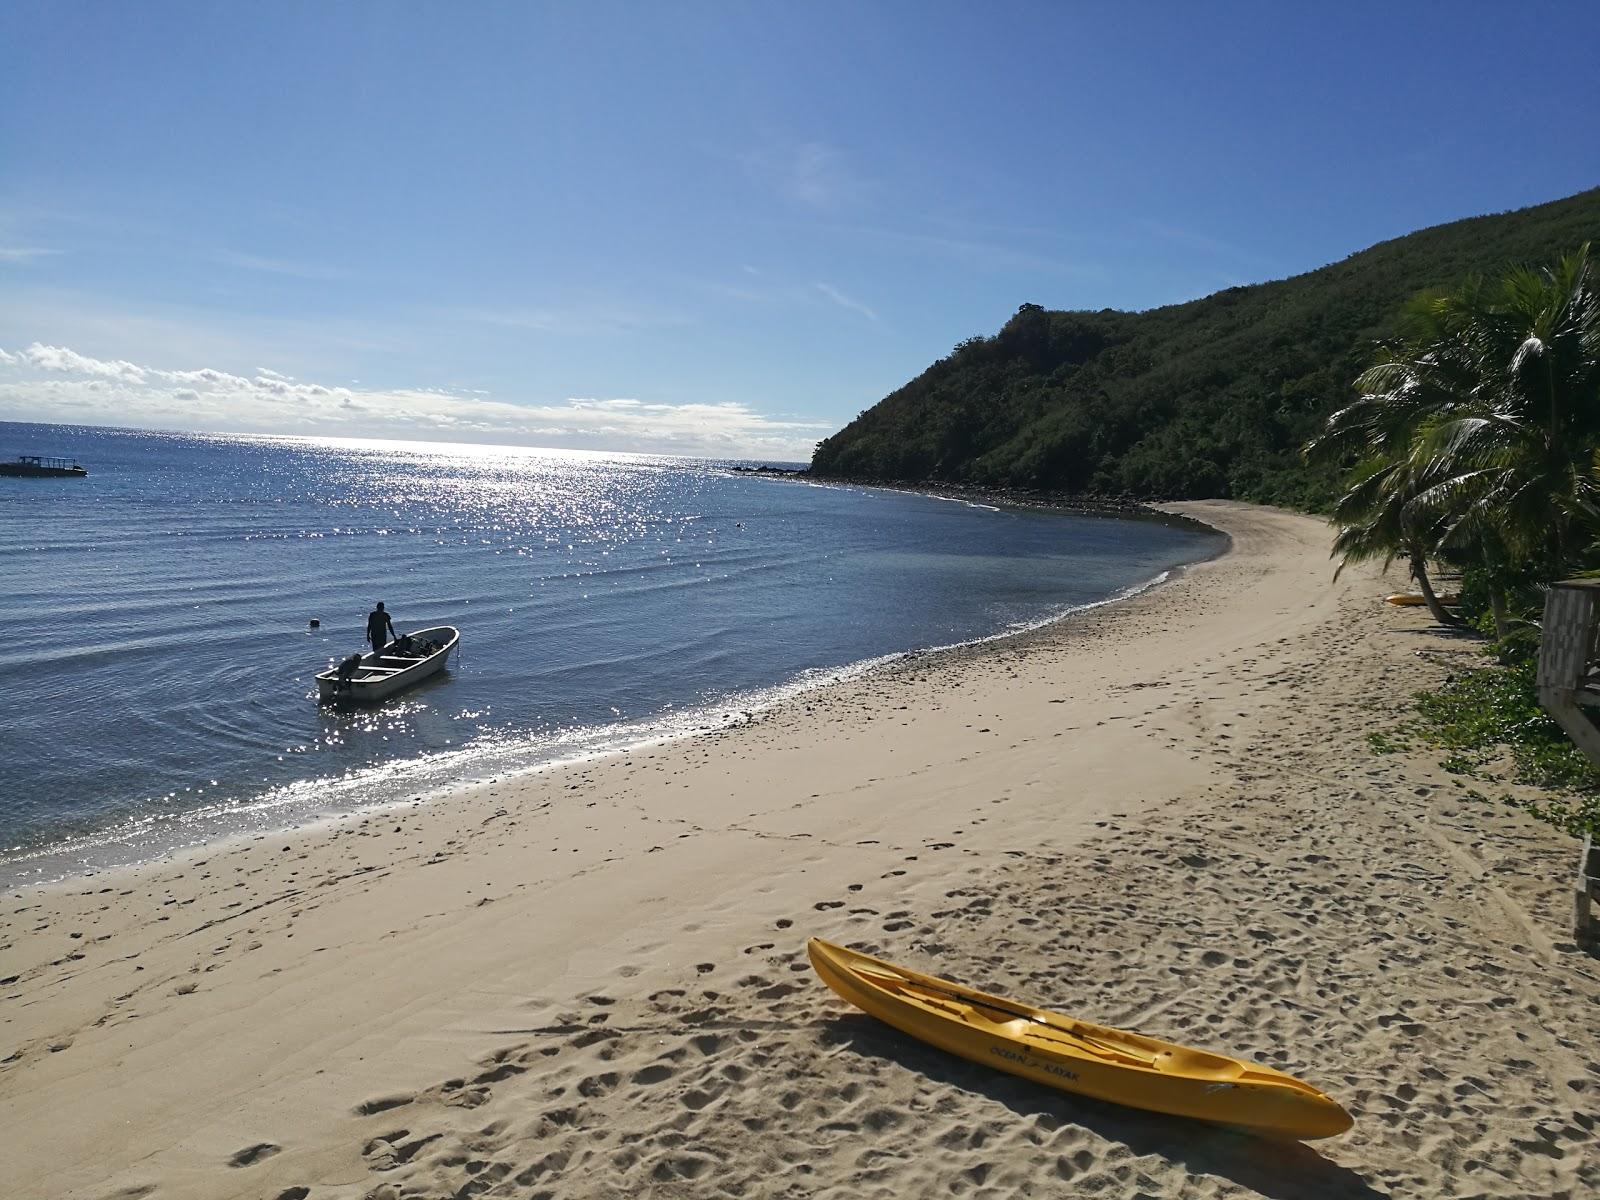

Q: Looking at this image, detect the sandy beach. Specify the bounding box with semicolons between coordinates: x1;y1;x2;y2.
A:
3;500;1596;1200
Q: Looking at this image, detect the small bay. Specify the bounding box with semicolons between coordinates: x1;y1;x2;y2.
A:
0;421;1223;883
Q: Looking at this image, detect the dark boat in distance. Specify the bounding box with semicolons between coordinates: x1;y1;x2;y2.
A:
0;454;88;478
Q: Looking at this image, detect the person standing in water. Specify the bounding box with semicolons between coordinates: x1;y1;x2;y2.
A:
366;601;396;655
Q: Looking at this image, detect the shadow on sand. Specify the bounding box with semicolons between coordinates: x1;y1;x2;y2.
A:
820;1016;1393;1200
1385;622;1482;642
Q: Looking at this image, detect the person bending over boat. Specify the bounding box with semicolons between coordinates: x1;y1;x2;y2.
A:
367;601;396;654
335;652;364;692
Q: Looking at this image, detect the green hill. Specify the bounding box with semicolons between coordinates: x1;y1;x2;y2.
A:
809;187;1600;508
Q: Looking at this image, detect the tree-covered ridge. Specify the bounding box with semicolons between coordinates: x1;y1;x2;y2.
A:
810;187;1600;508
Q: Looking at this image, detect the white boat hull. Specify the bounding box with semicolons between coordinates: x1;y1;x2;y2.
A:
315;625;459;703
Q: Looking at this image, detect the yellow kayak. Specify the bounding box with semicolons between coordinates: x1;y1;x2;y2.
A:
807;939;1352;1139
1386;592;1459;607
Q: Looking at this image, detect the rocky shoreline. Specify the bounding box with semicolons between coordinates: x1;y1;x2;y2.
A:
729;465;1216;531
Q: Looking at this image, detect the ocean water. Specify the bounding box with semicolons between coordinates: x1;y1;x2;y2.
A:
0;422;1224;885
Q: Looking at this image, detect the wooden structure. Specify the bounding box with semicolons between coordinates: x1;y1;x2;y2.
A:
1535;580;1600;945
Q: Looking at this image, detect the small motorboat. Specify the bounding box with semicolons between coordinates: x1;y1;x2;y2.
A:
316;626;459;703
0;454;88;478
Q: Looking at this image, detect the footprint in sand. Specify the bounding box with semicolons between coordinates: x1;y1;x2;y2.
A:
355;1093;414;1116
691;1033;725;1055
474;1061;525;1085
387;1134;442;1165
362;1131;408;1170
578;1071;620;1097
680;1085;724;1110
227;1142;281;1168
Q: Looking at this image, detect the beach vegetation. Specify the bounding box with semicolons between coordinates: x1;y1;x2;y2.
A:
1311;243;1600;631
1365;729;1410;756
1313;243;1600;837
1407;647;1600;837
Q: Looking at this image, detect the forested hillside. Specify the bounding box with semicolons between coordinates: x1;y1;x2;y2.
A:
810;187;1600;507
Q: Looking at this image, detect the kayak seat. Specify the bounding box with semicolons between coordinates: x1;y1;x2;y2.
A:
1163;1047;1248;1077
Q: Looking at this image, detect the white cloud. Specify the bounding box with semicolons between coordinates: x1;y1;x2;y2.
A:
213;250;349;280
0;246;60;263
743;141;871;212
21;342;148;382
0;342;825;461
814;282;879;322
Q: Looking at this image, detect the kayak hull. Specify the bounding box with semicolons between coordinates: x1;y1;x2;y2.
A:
808;938;1352;1140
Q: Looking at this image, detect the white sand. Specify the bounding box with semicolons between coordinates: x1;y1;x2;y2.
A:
2;500;1595;1199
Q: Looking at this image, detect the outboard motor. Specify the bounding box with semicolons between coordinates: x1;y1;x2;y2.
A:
335;653;363;691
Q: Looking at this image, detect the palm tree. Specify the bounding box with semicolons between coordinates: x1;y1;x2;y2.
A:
1310;245;1600;632
1318;452;1462;626
1308;296;1472;626
1404;244;1600;575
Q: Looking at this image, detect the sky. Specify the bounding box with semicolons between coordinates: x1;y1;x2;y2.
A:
1;3;1597;461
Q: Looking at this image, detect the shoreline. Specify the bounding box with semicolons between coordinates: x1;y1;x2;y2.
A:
3;500;1594;1200
739;467;1234;541
1;502;1225;893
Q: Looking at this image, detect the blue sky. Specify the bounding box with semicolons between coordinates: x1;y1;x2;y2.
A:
2;2;1596;459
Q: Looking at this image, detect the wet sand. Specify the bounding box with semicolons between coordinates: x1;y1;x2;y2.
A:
2;500;1595;1199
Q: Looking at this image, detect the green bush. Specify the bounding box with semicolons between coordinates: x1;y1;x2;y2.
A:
1410;654;1600;837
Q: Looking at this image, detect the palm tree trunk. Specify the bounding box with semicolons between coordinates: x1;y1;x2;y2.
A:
1488;587;1511;640
1408;542;1460;626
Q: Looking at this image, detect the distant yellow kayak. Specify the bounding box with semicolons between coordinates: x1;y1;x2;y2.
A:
1386;593;1459;607
807;938;1352;1140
